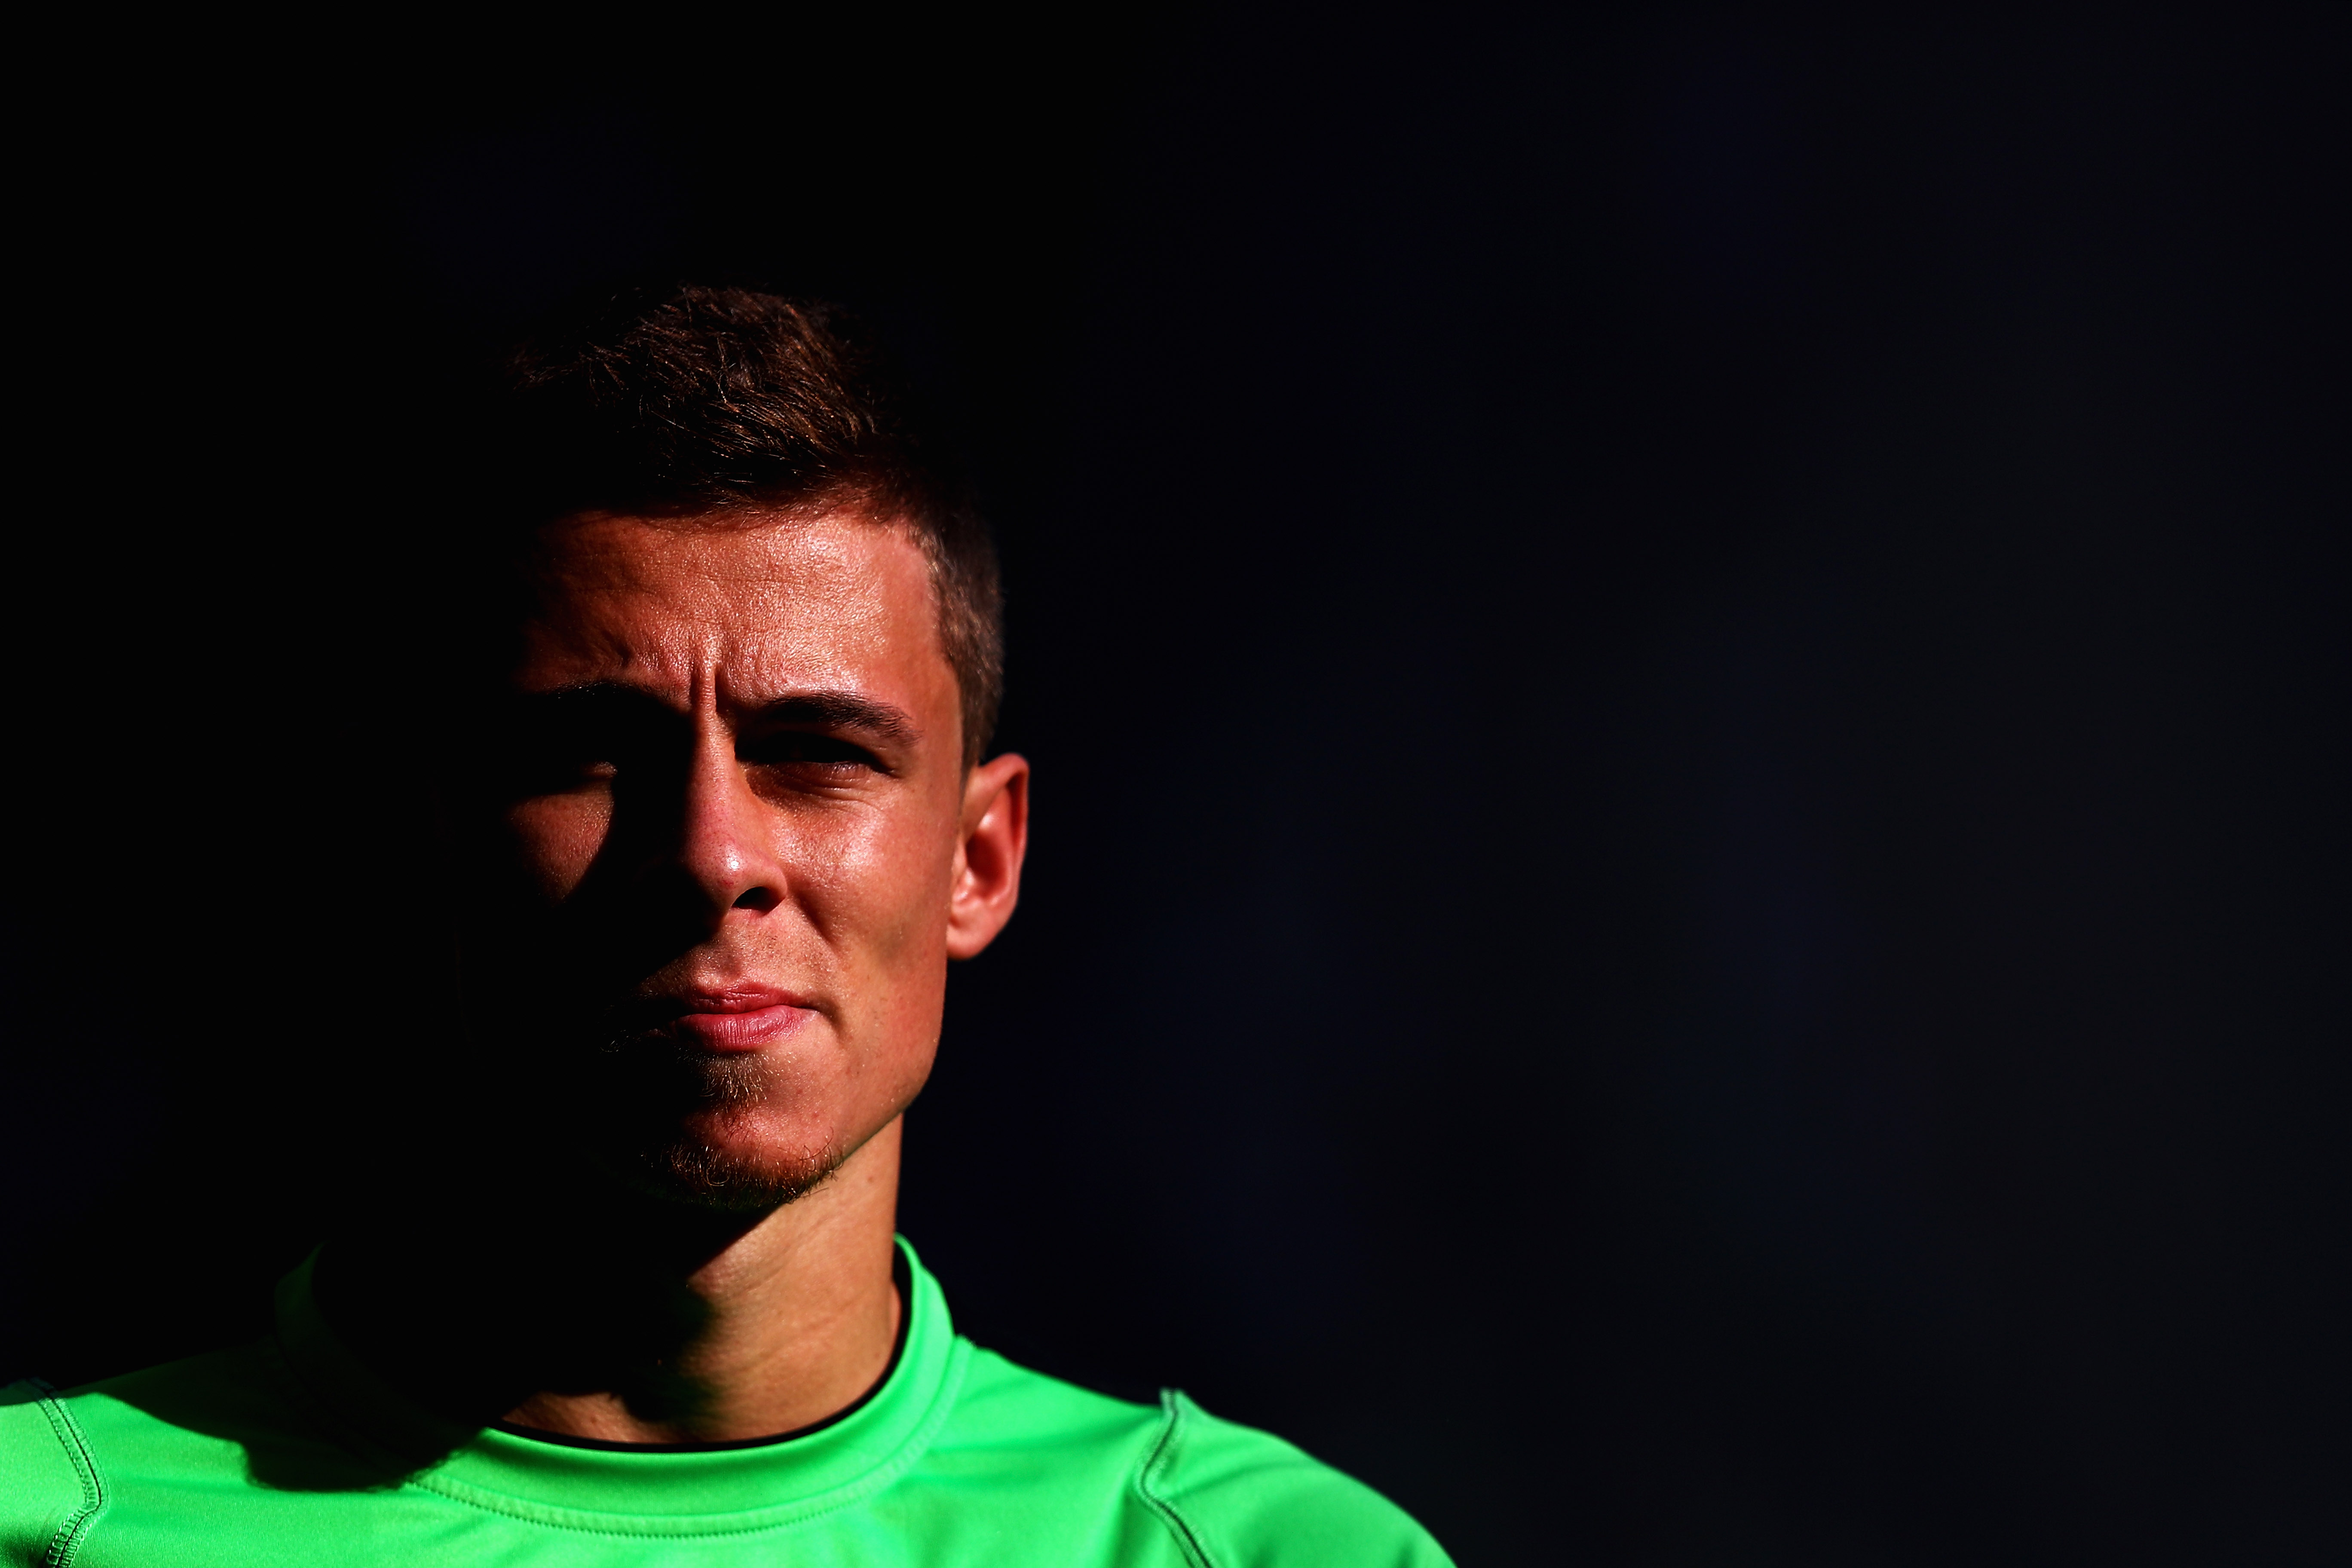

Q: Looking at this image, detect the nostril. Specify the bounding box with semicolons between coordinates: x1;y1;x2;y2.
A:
732;887;782;914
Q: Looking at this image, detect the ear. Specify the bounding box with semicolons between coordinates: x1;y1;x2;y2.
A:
946;753;1030;959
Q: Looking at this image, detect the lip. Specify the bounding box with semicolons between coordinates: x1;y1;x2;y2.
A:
654;986;818;1053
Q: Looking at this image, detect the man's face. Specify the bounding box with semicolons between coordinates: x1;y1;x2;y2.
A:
456;510;1026;1208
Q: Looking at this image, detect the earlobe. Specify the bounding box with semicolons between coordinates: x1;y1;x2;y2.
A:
946;753;1031;960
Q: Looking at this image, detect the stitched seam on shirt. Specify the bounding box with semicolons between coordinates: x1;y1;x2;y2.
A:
26;1383;105;1568
1134;1390;1216;1568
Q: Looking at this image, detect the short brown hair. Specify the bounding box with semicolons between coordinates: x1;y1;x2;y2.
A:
482;285;1004;763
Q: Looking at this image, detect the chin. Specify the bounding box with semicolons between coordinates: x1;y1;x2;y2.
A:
619;1110;849;1213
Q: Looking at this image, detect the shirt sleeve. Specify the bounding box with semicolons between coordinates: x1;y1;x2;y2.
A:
1134;1391;1455;1568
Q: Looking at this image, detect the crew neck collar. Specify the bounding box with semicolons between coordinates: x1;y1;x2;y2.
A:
491;1244;917;1454
274;1235;971;1535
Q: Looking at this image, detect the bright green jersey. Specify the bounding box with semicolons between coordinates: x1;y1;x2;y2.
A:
2;1238;1447;1567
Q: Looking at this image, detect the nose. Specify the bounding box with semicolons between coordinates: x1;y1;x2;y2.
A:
674;720;785;923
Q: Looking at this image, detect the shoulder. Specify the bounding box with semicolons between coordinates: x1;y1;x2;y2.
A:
931;1349;1451;1568
945;1344;1170;1448
15;1341;335;1477
1136;1392;1453;1568
4;1343;387;1565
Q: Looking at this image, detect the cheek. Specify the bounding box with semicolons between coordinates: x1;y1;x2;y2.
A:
504;793;612;900
792;804;961;956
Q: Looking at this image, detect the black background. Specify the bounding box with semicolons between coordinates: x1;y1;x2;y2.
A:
5;10;2346;1564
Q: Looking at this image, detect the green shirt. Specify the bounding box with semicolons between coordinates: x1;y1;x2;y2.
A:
3;1239;1448;1567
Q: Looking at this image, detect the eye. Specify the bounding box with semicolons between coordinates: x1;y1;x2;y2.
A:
738;730;882;773
501;720;621;795
495;690;677;796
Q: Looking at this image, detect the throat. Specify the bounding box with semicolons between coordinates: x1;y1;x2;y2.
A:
316;1118;909;1445
499;1247;910;1448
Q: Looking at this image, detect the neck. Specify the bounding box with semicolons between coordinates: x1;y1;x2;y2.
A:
322;1117;905;1446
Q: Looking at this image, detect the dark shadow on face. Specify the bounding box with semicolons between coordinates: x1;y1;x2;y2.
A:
435;681;844;1212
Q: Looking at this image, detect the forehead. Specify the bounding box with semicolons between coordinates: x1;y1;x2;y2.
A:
517;511;948;707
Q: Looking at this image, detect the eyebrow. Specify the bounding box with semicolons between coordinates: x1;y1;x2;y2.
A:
743;691;921;749
518;683;922;750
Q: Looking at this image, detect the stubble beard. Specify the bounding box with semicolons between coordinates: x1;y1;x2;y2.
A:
587;1030;849;1214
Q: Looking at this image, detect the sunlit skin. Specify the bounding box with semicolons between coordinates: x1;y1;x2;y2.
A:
369;508;1027;1443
